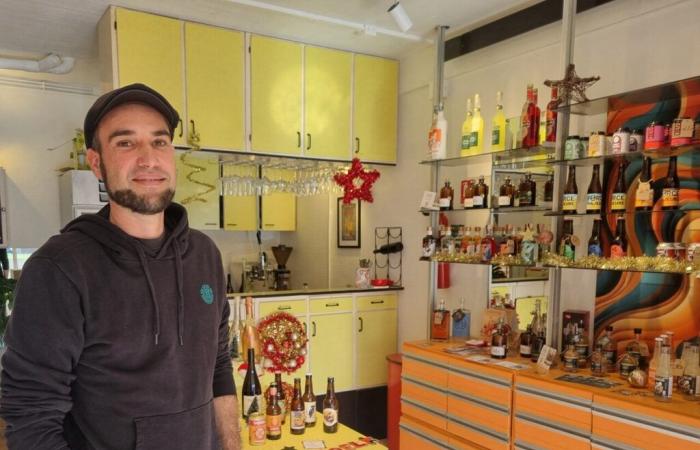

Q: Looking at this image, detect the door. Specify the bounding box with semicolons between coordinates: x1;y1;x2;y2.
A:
356;308;397;387
115;8;185;146
222;164;257;231
309;302;354;392
304;46;352;159
261;168;296;231
250;35;303;155
185;22;245;151
353;54;398;163
174;151;220;230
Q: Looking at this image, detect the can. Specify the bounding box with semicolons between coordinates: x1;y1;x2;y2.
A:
645;122;666;150
670;117;694;146
612;128;630;154
656;242;676;259
248;413;266;446
588;132;606;157
674;243;687;261
687;243;700;262
580;136;589;156
629;130;644;151
564;136;581;160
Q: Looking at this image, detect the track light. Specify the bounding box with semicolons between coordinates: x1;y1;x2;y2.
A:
388;2;413;32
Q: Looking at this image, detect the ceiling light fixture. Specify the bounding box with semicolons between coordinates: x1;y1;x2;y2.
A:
388;2;413;32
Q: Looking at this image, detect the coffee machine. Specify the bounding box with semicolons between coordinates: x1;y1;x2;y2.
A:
271;245;293;290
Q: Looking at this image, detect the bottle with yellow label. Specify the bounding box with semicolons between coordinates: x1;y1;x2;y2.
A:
562;166;578;214
635;157;654;210
491;91;506;151
611;163;627;213
460;98;473;156
470;94;484;153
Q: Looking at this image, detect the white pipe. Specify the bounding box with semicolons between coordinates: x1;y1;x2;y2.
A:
0;53;75;74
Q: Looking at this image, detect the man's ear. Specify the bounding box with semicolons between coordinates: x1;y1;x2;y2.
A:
86;148;102;181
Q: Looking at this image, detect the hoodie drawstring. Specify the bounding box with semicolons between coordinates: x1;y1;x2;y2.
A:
135;245;161;345
173;239;185;347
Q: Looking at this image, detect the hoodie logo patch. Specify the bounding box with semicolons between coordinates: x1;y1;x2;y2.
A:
200;284;214;305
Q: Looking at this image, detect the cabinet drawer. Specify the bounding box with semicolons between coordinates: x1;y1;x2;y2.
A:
448;361;512;411
514;415;591;450
447;392;511;449
356;293;397;310
309;296;352;313
403;353;448;389
258;299;306;316
399;415;450;450
402;376;447;418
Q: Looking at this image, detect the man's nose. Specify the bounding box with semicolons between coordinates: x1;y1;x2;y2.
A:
136;145;158;167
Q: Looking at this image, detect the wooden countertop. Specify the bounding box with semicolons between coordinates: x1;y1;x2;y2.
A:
229;286;403;298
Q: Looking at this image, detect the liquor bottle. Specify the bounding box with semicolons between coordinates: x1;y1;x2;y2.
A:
635;157;654;210
611;163;627;213
518;172;534;206
543;172;554;205
480;225;497;262
421;226;436;261
654;345;673;402
462;180;474;209
597;325;617;371
545;86;558;143
490;318;508;359
229;293;240;360
610;217;627;258
588;219;603;256
266;383;282;440
491;91;506;151
290;378;305;435
529;88;541;146
226;273;235;294
242;348;263;420
498;176;515;207
562;166;578;213
323;377;339;433
373;242;405;254
559;219;576;261
618;352;638;379
439;181;454;210
563;343;579;372
520;84;533;147
274;371;286;424
460;98;473;154
586;164;602;213
662;156;680;209
428;104;447;160
431;299;450;340
470;94;484;152
648;336;664;388
681;345;700;400
626;328;649;369
460;227;471;254
574;320;589;367
520;224;538;264
590;344;608;377
531;331;545;363
441;228;454;255
303;374;316;427
473;175;489;209
520;325;533;358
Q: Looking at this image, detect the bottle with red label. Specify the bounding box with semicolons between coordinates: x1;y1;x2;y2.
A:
662;156;679;209
529;88;541;147
545;86;558;143
520;84;534;147
481;225;497;262
610;217;627;258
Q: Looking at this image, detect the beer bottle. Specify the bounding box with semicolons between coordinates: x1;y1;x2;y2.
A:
661;156;679;210
322;377;339;433
265;383;282;440
241;348;262;420
290;378;305;435
562;166;578;214
610;217;627;258
559;218;576;260
611;163;627;212
274;371;286;424
302;374;316;427
588;219;602;256
635;156;654;211
586;164;602;213
544;172;554;203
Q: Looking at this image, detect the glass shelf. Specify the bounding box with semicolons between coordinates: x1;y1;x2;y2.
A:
547;144;699;166
543;264;696;276
545;206;700;217
419;206;550;215
492;276;549;284
420;145;555;167
554;75;700;116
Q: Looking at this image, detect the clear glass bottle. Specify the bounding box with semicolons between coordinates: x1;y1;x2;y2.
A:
470;94;484;152
681;345;700;401
563;344;579;372
460;98;473;154
647;336;664;388
520;325;533;358
490;318;508;359
590;344;608;377
654;345;673;402
626;328;649;369
597;325;617;372
491;91;506;151
619;351;638;379
574;320;589;368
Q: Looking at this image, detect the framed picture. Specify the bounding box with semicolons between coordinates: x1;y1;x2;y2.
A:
337;198;361;248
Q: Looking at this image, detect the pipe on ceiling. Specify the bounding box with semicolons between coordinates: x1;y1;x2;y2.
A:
0;53;75;74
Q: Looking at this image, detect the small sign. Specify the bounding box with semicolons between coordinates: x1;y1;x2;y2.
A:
420;191;438;210
536;345;557;374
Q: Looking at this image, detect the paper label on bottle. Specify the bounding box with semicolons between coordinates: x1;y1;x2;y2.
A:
492;127;500;145
490;345;506;357
635;181;653;208
610;245;626;258
304;401;316;423
438;198;451;208
562;193;578;211
588;244;602;257
611;192;626;211
519;191;532;206
422;241;436;259
323;408;338;427
469;131;479;148
461;134;471;150
463;198;474;208
433;311;444;325
290;410;305;430
662;188;679;207
498;195;511;207
603;350;617;366
520;345;532;356
243;395;263;417
481;243;492;262
586;193;602;211
679;375;699;396
654;376;672;399
564;355;578;370
428;128;442;152
473;195;484;207
266;413;282;436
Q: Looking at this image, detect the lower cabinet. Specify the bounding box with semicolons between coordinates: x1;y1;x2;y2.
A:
356;294;398;387
309;297;354;392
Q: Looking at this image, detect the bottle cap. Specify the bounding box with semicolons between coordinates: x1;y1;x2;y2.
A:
474;93;481;109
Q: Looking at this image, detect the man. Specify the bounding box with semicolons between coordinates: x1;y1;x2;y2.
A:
0;83;240;449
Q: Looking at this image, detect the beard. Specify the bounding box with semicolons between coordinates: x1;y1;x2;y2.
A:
100;160;175;215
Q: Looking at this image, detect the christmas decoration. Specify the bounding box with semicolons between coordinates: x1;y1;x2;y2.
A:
179;152;216;205
541;253;698;274
544;64;601;106
257;312;308;374
333;158;380;203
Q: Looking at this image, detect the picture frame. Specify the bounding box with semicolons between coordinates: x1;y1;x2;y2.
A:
337;198;361;248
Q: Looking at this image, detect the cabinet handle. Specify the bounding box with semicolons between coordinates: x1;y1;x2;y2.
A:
303;322;307;334
297;131;301;148
190;119;196;135
358;317;363;332
277;305;291;311
370;300;384;304
325;302;339;307
355;137;360;154
312;321;317;337
306;133;311;150
178;119;184;138
264;223;275;227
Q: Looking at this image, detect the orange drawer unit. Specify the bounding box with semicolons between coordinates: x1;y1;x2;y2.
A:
400;411;451;449
446;359;513;450
401;345;449;432
513;374;593;450
591;394;700;450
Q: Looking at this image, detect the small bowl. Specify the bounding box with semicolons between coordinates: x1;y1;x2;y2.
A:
371;278;393;287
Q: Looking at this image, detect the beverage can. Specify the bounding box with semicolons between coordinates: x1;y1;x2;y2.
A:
629;130;644;151
564;136;580;160
674;243;687;261
687;243;700;263
248;413;266;446
656;242;676;259
670;117;694;146
588;132;606;157
645;122;666;150
612;128;630;154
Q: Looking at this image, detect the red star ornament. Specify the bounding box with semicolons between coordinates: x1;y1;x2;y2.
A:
334;158;381;203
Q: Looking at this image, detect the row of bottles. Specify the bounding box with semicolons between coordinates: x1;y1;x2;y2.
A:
439;173;555;210
558;217;627;260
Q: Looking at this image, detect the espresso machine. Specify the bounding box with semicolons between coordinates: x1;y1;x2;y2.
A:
271;245;293;290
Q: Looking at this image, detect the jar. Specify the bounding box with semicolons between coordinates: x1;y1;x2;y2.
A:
564;136;581;160
612;128;631;154
645;121;666;150
588;132;606;157
579;136;589;157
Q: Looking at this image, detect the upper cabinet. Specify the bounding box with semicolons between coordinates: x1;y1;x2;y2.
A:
353;55;399;164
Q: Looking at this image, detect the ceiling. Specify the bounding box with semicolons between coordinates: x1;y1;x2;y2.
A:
0;0;536;61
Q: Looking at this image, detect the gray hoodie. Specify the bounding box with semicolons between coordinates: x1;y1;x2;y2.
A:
0;203;234;449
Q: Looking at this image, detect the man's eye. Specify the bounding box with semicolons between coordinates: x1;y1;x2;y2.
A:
116;140;132;148
154;139;169;147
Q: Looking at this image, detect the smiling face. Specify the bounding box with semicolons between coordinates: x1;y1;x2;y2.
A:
87;102;176;215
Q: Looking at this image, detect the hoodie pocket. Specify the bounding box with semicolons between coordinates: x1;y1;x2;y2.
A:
134;400;219;450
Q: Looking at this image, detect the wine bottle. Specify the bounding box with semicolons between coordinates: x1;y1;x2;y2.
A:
242;348;263;420
544;172;554;204
545;86;558;143
373;242;404;254
266;383;282;440
562;166;578;214
610;217;627;258
322;377;339;433
274;371;286;424
520;325;533;357
611;163;627;213
635;156;654;211
529;88;541;146
290;378;305;435
303;374;316;427
491;91;506;151
520;84;533;147
241;296;260;363
470;94;484;152
460;98;473;154
586;164;602;213
662;156;679;210
490;318;507;359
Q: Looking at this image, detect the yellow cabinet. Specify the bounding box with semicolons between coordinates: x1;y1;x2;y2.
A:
304;46;352;159
174;151;220;230
356;294;398;387
222;165;257;231
310;311;354;392
185;22;245;151
113;8;185;146
250;35;303;155
353;54;398;163
261;168;296;231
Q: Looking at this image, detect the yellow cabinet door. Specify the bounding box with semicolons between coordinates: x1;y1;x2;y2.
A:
250;35;303;155
174;151;220;230
185;23;245;151
304;46;352;159
353;54;398;163
222;164;257;231
356;308;397;387
115;8;185;146
261;168;296;231
309;312;354;392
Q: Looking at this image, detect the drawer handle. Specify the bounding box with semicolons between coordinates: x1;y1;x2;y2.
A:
312;321;317;337
277;306;291;311
325;302;339;307
358;317;363;332
371;300;384;304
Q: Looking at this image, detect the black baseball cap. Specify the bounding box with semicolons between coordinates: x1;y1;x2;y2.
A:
83;83;180;149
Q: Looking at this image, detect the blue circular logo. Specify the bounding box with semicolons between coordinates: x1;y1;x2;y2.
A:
200;284;214;304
